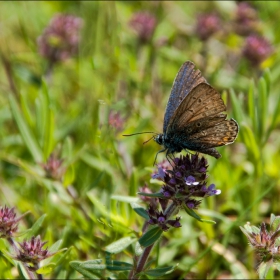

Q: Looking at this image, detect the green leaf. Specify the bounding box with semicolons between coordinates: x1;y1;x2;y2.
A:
258;260;273;279
106;260;133;271
17;262;30;279
43;108;55;159
48;239;63;254
130;202;149;220
87;191;128;225
137;192;165;199
270;214;280;232
111;195;139;203
70;261;103;278
135;241;144;256
247;80;258;135
145;265;177;277
267;90;280;141
63;164;75;186
82;259;103;265
33;81;54;160
229;88;244;125
184;205;202;221
105;237;137;254
240;123;260;161
80;260;106;270
257;77;267;141
9;94;43;162
36;263;55;275
263;68;271;96
138;227;163;247
200;219;216;224
23;214;47;239
20;91;34;128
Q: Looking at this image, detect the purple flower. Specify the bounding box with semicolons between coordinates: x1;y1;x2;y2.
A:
109;111;125;133
152;166;167;180
147;205;180;232
167;217;182;228
37;14;83;64
234;2;258;36
15;236;53;271
240;215;280;274
185;176;199;185
41;153;65;180
195;13;221;41
207;184;221;196
243;35;273;66
129;12;157;43
0;206;28;239
152;154;219;210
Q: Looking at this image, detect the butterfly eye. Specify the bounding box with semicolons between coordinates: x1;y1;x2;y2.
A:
196;122;201;127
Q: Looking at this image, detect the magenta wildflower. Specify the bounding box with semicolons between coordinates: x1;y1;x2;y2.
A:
15;236;52;271
129;12;157;43
234;2;259;36
243;35;273;66
37;14;83;64
41;153;65;180
109;111;125;133
195;13;221;41
0;206;27;239
241;214;280;274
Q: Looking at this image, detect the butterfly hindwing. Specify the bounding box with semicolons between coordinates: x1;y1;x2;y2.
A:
187;119;239;147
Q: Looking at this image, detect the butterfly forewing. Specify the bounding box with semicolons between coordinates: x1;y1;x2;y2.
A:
163;61;206;133
167;83;226;133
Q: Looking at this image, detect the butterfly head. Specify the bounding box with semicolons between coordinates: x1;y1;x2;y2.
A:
154;134;164;145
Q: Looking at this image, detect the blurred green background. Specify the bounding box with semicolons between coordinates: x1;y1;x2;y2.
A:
0;1;280;279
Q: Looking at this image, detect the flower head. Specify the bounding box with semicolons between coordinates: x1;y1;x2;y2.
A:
152;159;172;180
147;205;181;231
129;12;157;43
144;154;219;232
0;206;21;238
109;111;125;133
153;154;220;210
15;236;52;271
41;153;65;180
243;35;273;66
241;215;280;267
195;13;221;41
37;14;83;64
234;2;259;36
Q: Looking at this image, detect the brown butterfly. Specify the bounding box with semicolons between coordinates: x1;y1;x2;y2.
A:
153;61;239;159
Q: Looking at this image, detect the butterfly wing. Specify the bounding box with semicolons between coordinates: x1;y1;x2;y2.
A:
163;61;206;134
166;83;238;157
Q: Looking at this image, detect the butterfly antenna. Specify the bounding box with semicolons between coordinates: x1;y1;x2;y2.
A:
143;135;154;145
123;132;157;136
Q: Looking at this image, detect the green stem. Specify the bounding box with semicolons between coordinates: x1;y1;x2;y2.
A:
130;201;180;279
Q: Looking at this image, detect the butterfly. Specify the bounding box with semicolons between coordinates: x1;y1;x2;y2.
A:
153;61;239;161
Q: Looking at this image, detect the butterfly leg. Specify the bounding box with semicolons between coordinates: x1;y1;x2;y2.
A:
153;148;167;166
184;148;194;156
165;150;176;168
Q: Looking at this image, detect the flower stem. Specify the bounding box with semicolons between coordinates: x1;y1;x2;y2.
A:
130;201;180;279
130;244;154;280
